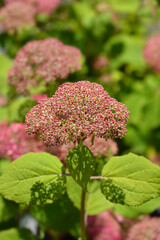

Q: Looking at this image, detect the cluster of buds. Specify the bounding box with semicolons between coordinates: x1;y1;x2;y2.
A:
8;38;82;94
0;1;36;33
127;216;160;240
0;121;45;161
26;81;129;146
87;211;121;240
143;34;160;72
4;0;61;15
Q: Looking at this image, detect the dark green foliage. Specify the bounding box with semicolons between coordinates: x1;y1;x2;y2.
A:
101;178;125;204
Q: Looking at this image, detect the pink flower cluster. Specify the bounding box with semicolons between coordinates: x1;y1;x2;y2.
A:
127;216;160;240
0;1;36;33
87;211;121;240
143;34;160;72
26;81;129;146
0;121;45;161
4;0;61;15
8;38;82;94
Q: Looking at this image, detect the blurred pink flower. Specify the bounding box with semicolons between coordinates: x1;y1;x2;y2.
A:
93;56;109;70
150;154;160;166
26;81;129;146
0;1;36;33
4;0;61;15
143;34;160;72
0;96;8;106
127;216;160;240
87;211;121;240
84;136;118;157
99;74;112;84
0;121;45;161
8;38;82;94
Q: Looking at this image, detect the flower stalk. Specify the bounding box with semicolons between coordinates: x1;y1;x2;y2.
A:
80;189;87;240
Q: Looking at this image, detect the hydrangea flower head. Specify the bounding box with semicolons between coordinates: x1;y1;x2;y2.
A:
4;0;61;15
87;211;121;240
0;121;45;161
143;34;160;72
127;216;160;240
26;81;129;146
8;38;82;94
0;1;36;33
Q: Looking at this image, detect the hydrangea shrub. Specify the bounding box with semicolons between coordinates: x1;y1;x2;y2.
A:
0;1;36;33
8;39;82;94
0;81;160;240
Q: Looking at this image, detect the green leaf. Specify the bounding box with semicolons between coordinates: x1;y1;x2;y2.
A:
0;228;37;240
72;2;96;29
66;145;95;190
108;0;139;13
67;177;112;215
0;195;19;223
0;159;10;176
87;180;113;215
30;194;80;232
101;153;160;206
114;197;160;218
105;34;146;69
0;152;66;205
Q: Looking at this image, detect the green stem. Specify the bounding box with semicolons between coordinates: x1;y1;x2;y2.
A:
80;189;86;240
